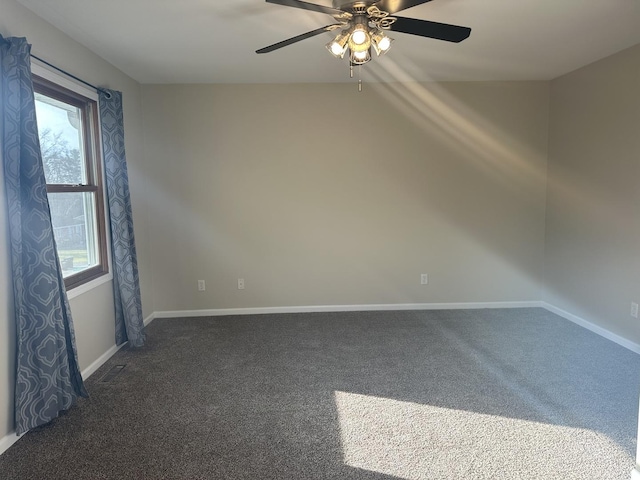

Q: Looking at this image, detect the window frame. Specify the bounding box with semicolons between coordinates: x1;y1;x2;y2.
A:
32;74;110;290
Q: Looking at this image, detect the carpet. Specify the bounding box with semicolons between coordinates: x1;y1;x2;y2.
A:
0;308;638;479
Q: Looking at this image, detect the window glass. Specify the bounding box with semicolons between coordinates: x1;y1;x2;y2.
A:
35;93;87;185
33;75;108;289
48;192;99;277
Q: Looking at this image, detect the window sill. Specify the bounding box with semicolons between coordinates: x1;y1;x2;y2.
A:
66;272;113;300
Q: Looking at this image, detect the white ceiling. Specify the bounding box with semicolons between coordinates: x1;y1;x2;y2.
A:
16;0;640;84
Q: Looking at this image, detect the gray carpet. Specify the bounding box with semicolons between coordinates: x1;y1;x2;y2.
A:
0;308;639;479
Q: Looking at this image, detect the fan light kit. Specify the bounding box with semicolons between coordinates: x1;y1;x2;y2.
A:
257;0;471;89
323;6;396;65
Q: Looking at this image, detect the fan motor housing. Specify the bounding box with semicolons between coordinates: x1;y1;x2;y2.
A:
332;1;374;12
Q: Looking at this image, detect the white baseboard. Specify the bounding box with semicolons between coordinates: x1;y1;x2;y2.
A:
1;312;157;457
144;312;156;326
153;301;542;319
82;313;155;379
542;302;640;355
0;432;24;458
1;342;124;456
154;301;640;355
81;343;124;379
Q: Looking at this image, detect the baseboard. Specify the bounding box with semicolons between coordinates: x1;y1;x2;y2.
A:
1;312;157;456
0;431;24;458
144;312;156;327
1;342;125;456
542;302;640;355
154;301;640;355
81;343;124;379
82;312;155;379
153;301;543;319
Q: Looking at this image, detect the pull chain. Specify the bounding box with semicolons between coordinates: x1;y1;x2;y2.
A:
348;64;363;92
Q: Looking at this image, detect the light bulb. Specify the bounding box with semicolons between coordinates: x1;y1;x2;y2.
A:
325;31;349;58
371;30;394;56
350;48;371;65
353;50;368;60
351;29;367;45
330;42;344;56
378;36;391;52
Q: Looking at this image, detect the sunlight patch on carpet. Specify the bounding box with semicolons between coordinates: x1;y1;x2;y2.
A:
333;390;632;479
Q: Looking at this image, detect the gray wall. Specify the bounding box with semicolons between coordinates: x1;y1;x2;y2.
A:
142;81;549;311
0;0;152;441
544;44;640;343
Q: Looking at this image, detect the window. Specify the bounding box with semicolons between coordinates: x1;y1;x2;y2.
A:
33;75;108;289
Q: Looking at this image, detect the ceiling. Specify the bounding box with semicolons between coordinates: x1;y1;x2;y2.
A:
16;0;640;84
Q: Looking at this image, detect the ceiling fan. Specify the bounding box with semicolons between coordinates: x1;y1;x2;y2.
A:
256;0;471;67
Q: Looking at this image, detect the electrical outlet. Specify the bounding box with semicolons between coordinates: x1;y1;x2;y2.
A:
420;274;428;285
197;280;205;291
631;302;638;318
238;278;245;290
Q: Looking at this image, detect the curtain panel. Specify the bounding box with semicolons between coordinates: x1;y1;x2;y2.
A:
0;35;87;435
99;90;145;347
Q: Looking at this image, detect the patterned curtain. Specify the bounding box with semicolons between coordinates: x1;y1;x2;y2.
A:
99;90;145;347
0;35;87;435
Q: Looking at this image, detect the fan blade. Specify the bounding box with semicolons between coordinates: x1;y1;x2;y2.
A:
374;0;434;15
265;0;344;16
388;17;471;42
256;24;341;53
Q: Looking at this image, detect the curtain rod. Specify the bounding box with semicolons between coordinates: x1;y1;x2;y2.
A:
30;53;112;99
